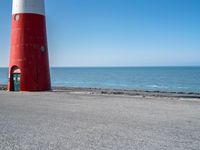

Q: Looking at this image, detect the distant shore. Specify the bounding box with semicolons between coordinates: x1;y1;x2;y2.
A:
1;84;200;99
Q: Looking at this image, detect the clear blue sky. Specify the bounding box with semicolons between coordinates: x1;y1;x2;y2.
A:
0;0;200;67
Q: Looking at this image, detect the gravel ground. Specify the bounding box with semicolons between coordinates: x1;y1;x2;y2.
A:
0;91;200;150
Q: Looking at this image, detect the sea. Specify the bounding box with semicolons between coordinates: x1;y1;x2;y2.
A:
0;67;200;93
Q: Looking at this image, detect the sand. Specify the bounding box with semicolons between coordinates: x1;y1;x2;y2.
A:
0;91;200;150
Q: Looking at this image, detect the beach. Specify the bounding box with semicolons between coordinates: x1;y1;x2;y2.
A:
0;90;200;150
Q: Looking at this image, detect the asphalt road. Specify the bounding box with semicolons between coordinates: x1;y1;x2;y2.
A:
0;91;200;150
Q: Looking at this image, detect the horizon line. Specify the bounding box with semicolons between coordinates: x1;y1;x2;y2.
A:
0;65;200;68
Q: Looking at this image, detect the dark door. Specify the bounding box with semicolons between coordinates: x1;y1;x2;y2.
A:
13;73;20;91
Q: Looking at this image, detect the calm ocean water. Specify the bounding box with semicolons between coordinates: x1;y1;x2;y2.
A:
0;67;200;93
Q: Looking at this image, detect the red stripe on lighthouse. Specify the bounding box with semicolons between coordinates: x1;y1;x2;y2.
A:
8;0;51;91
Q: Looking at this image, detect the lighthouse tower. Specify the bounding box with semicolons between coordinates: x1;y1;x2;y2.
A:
8;0;51;91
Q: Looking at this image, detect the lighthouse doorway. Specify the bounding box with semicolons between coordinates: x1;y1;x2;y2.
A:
13;73;20;91
11;66;21;92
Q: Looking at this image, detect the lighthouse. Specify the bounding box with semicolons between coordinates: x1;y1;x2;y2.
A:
8;0;51;91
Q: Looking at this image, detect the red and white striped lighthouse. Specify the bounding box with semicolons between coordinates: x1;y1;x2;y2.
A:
8;0;51;91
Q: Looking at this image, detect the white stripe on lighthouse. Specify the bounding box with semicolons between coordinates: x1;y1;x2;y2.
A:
12;0;45;15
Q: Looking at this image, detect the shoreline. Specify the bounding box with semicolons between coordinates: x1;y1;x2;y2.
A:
1;84;200;99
